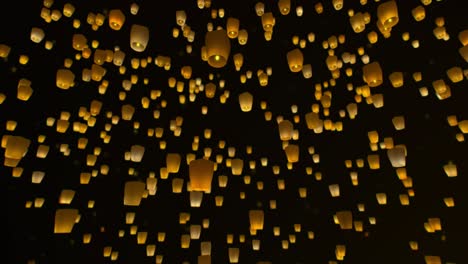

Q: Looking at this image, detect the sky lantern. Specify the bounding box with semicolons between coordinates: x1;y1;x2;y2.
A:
363;62;383;87
109;9;125;30
286;48;304;72
54;208;79;233
123;181;146;206
377;0;399;29
189;159;215;193
205;29;231;68
130;24;149;52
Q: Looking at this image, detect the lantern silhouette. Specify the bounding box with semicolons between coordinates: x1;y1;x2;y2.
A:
205;29;231;68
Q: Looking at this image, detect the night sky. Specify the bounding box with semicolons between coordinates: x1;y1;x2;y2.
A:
2;0;468;263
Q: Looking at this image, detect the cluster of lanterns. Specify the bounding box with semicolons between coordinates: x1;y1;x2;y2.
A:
2;0;467;263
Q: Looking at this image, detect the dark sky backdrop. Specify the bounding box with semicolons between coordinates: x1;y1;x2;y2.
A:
2;0;467;263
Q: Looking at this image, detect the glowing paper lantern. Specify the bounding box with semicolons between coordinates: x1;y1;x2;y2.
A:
367;154;380;169
228;247;240;263
109;9;125;30
130;145;145;162
238;91;253;112
336;211;353;229
350;13;366;33
249;210;264;230
205;29;231;68
121;104;135;120
123;181;146;206
238;29;248;45
278;0;291;15
17;78;33;101
54;208;79;233
286;48;303;72
389;71;404;88
30;27;45;43
175;10;186;26
377;0;399;29
363;62;383;87
261;12;275;31
231;158;244;175
387;145;406;167
278;120;293;140
284;144;299;163
130;24;149;52
189;159;215;193
166;153;181;173
226;17;240;38
56;69;75;89
332;0;344;11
